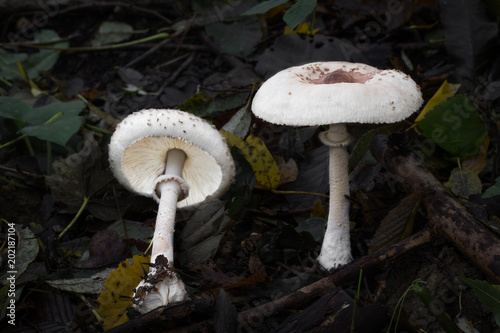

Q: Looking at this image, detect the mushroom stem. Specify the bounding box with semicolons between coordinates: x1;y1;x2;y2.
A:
132;149;189;313
317;123;353;269
151;149;187;264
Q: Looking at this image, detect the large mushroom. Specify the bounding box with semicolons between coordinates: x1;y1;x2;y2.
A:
108;109;235;313
251;61;423;270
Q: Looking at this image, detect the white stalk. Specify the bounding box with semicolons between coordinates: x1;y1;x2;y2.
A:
317;123;353;269
151;149;186;264
134;149;189;313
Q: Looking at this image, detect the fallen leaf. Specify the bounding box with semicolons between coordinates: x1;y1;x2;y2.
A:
91;21;133;46
483;177;500;199
222;106;251;139
96;255;150;330
178;197;234;266
221;130;281;190
45;131;117;221
47;269;113;294
275;155;299;186
415;80;461;123
446;167;482;199
417;95;488;160
75;230;129;268
463;136;489;174
369;193;422;253
0;225;39;282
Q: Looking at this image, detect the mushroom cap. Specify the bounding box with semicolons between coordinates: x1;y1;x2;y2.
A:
109;109;235;208
251;61;424;126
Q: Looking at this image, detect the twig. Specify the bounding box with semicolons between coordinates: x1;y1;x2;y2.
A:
173;12;197;55
0;33;170;52
161;52;196;87
125;30;184;67
370;134;500;283
0;165;44;179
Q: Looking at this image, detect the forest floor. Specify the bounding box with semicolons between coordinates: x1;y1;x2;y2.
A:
0;1;499;332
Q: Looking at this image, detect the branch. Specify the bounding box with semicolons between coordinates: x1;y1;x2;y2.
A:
370;134;500;283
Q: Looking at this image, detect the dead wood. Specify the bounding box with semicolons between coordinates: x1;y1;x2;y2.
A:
370;134;500;283
275;289;388;333
236;228;432;331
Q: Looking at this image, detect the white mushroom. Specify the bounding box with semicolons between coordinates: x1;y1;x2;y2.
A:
251;61;423;270
108;109;235;312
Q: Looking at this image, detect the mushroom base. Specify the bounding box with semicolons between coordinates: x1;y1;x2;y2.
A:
132;263;187;313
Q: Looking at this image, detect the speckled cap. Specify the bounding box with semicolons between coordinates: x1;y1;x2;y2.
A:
108;109;235;208
251;61;423;126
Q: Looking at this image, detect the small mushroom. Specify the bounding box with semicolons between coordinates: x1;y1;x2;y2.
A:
251;61;423;270
108;109;235;313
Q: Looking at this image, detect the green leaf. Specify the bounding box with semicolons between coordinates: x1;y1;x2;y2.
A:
19;100;85;146
483;177;500;199
21;116;83;146
91;21;134;46
0;30;67;81
445;167;482;198
0;96;30;121
24;30;69;80
23;100;85;125
348;125;394;172
283;0;317;31
197;92;249;118
205;17;262;58
417;95;488;160
243;0;289;15
415;80;461;123
0;48;28;80
458;276;500;326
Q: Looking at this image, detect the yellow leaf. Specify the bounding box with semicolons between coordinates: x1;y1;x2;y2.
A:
284;22;319;35
221;130;281;190
310;199;327;218
415;80;461;123
16;61;43;97
96;255;150;330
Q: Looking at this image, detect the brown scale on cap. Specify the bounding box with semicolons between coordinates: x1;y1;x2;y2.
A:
311;69;375;85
